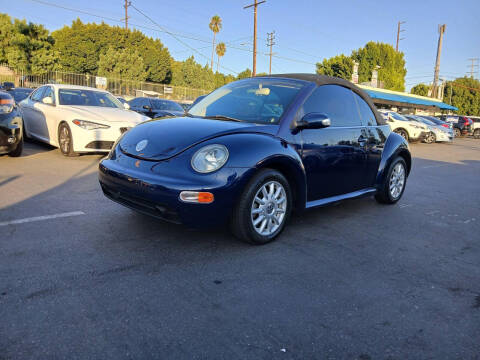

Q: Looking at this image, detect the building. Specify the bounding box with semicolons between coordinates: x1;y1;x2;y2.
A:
359;85;458;115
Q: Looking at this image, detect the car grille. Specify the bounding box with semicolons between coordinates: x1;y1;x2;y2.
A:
85;141;114;150
100;183;180;224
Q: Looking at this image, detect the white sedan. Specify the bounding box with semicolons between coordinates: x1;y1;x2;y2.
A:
19;84;149;156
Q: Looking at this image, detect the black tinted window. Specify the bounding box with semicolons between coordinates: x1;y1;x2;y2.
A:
151;99;183;112
353;93;377;126
41;87;55;103
128;98;141;107
302;85;361;127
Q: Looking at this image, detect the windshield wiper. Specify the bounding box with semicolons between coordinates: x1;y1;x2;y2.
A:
203;115;242;122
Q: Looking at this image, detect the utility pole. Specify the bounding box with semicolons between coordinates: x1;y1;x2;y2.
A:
124;0;131;30
432;24;446;99
396;21;405;52
266;31;276;75
467;58;479;78
244;0;266;77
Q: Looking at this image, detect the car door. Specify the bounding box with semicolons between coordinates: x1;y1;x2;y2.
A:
22;86;46;139
298;84;369;201
34;86;57;142
353;92;387;187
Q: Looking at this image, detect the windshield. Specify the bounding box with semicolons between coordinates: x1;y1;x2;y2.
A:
188;78;306;124
390;112;410;121
418;117;435;125
58;89;123;108
151;99;183;112
11;89;33;103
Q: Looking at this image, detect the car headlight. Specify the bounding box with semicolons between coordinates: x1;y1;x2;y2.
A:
0;99;14;114
72;119;110;130
191;144;229;173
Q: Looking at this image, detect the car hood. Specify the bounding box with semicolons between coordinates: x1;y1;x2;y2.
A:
61;106;149;124
119;116;275;161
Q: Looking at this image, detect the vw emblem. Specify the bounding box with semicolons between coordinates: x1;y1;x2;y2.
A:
135;139;148;152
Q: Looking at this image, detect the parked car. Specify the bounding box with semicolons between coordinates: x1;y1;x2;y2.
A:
405;115;453;143
128;97;184;118
6;87;33;104
470;116;480;139
419;115;453;130
19;85;149;156
191;94;207;107
0;91;23;157
439;115;473;137
378;109;428;142
99;74;411;244
116;96;129;108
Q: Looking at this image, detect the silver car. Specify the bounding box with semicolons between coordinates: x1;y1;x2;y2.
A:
406;115;453;143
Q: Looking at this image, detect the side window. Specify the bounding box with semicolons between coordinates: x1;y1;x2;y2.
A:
31;87;46;102
142;98;152;108
302;85;361;127
353;93;377;126
40;86;55;104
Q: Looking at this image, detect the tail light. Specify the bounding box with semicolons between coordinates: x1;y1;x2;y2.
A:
441;124;449;128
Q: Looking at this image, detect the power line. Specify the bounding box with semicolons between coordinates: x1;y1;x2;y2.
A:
129;4;240;74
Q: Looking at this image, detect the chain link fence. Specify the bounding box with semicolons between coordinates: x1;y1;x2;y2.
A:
0;65;208;102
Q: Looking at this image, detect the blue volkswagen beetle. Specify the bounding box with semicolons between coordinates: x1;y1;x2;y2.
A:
99;74;411;244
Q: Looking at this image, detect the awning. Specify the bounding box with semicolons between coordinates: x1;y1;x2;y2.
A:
361;87;458;111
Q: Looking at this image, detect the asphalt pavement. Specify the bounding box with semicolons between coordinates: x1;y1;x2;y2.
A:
1;138;479;359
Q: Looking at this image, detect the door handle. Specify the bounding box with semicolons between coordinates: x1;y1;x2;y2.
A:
358;135;367;145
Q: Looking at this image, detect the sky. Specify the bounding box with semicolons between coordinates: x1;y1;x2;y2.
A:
3;0;480;90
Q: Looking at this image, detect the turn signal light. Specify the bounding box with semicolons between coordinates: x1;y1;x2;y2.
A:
180;191;214;204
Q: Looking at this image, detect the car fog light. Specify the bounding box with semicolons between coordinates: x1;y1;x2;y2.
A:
179;191;214;204
7;136;16;144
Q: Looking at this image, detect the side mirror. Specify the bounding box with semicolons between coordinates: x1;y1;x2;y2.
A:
123;102;130;110
143;105;151;111
42;96;53;105
296;113;331;130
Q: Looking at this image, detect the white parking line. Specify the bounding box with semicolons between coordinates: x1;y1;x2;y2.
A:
0;211;85;227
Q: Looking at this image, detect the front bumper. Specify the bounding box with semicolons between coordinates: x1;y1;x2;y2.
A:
410;131;428;142
0;113;22;155
98;152;255;228
71;123;137;153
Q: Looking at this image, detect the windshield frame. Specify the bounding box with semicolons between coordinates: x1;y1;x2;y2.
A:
187;77;309;126
58;88;123;109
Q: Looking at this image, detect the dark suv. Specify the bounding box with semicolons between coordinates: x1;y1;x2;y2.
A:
439;115;473;137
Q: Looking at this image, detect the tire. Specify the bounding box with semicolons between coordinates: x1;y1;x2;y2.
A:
8;137;23;157
394;129;409;142
454;128;461;137
375;156;407;204
231;169;292;245
426;132;436;143
58;123;78;157
474;129;480;139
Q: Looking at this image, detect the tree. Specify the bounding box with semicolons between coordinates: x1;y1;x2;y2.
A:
171;56;216;91
316;54;353;80
97;47;146;81
237;68;252;80
209;15;222;71
410;83;430;97
52;19;172;82
351;42;407;91
444;77;480;115
215;42;226;73
0;13;58;72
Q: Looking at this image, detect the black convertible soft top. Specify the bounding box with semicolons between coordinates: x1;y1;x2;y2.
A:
264;73;386;125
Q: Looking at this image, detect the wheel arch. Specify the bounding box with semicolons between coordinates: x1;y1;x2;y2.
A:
375;132;411;188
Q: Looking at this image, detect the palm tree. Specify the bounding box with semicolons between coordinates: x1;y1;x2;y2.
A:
215;42;226;73
209;15;222;70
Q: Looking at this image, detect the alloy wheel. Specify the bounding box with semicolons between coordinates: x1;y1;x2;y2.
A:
389;162;405;200
251;181;287;236
59;126;70;154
